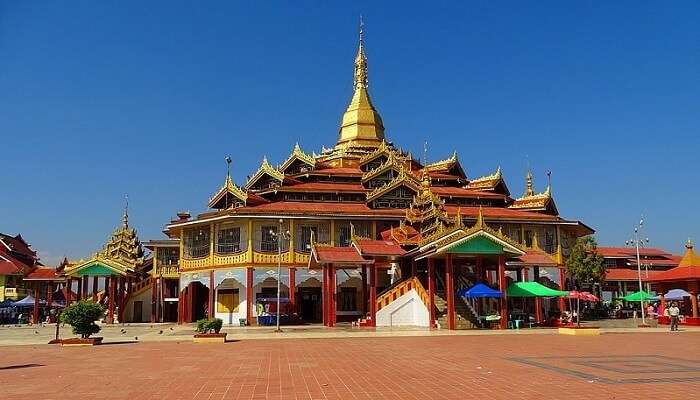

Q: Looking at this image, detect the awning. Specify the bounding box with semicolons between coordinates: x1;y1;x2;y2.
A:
659;289;692;301
506;282;569;297
621;290;655;302
457;283;503;298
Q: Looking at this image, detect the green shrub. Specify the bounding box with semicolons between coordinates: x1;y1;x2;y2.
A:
195;318;224;334
60;301;105;339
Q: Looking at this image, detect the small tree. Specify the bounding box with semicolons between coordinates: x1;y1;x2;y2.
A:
565;236;606;289
196;318;223;334
60;301;105;339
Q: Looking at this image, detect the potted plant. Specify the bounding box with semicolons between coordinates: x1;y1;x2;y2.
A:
58;300;105;346
193;318;226;343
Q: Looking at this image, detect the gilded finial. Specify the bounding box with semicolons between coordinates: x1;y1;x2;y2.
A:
687;238;694;249
354;15;368;89
475;206;484;228
525;169;534;197
123;194;129;227
455;207;463;227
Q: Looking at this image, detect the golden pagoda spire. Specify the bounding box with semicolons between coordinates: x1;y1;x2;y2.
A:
336;17;385;149
123;194;129;228
525;169;534;197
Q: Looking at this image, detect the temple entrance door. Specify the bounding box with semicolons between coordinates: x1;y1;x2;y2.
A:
133;301;143;322
298;287;322;323
190;282;209;321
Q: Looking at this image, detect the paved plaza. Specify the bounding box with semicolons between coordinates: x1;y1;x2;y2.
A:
2;331;699;399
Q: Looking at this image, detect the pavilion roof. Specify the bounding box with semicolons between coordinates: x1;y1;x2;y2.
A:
353;239;406;257
507;250;558;267
308;245;373;267
605;268;663;282
647;240;700;282
24;267;65;281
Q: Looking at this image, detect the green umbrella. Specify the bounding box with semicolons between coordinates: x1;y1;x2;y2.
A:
622;290;655;302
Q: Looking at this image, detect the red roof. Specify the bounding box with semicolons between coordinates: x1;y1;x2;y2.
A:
647;244;700;282
259;182;367;193
198;202;406;219
443;206;560;221
0;252;32;275
311;246;372;265
431;187;505;199
0;233;36;259
606;268;663;281
353;239;406;257
509;250;558;266
303;167;363;176
596;247;673;258
24;267;64;281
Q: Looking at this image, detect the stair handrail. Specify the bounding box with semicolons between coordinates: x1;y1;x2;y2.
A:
376;276;430;311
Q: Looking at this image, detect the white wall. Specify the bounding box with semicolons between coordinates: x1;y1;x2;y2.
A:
376;289;430;327
214;286;247;326
123;288;152;323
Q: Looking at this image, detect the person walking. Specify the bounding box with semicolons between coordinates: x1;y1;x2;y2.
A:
668;302;681;331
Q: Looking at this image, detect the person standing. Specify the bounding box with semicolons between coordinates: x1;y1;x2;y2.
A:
668;302;681;331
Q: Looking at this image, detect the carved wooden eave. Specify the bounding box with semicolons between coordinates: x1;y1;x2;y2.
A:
358;140;397;166
509;186;558;215
208;175;248;209
365;167;420;203
361;151;405;182
279;143;316;173
426;151;467;178
244;156;285;190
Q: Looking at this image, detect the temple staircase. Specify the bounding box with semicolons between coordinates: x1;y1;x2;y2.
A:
355;276;430;327
435;292;478;329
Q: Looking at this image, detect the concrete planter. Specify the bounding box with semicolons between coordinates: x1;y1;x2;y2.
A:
193;333;227;343
58;337;104;346
558;327;600;336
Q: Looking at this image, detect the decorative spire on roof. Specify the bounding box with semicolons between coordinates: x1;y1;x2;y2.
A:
279;143;316;173
95;206;145;270
336;18;385;150
123;194;129;228
209;156;248;209
525;170;534;197
245;156;285;190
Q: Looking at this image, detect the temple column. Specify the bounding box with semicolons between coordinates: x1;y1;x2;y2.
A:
246;267;253;326
476;256;483;283
689;282;699;319
369;265;377;328
108;276;115;324
92;276;98;302
428;258;436;328
208;270;215;319
289;267;296;314
32;283;39;324
117;277;125;323
83;276;89;299
328;264;336;327
322;266;328;326
65;279;72;305
76;278;83;301
151;278;157;323
46;282;53;311
558;268;567;312
498;255;507;329
361;266;368;315
534;267;543;323
446;254;455;330
177;284;184;324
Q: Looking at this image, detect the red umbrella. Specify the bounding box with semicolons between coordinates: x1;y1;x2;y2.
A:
581;292;599;302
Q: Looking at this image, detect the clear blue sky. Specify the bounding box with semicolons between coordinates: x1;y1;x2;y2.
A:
1;1;698;265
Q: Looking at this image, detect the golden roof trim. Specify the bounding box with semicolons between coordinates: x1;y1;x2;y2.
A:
426;151;458;171
208;175;248;209
468;166;502;185
279;143;316;173
361;151;405;182
245;156;285;190
366;167;420;202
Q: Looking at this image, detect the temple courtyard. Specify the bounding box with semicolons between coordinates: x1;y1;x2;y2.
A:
1;329;699;399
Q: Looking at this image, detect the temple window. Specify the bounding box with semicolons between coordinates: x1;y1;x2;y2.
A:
544;228;556;253
217;223;247;254
156;247;179;266
335;221;373;247
371;186;414;209
253;223;289;253
295;221;331;252
183;228;210;258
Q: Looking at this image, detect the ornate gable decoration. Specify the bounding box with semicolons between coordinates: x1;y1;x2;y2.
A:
245;156;285;190
467;166;502;189
208;175;248;209
361;151;405;182
366;166;420;203
279;143;316;174
426;151;466;178
508;171;558;214
359;140;392;166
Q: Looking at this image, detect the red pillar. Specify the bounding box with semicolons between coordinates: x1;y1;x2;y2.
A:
446;254;455;330
322;266;328;326
46;282;53;310
65;279;72;305
177;284;184;324
246;267;253;326
558;268;567;311
369;265;377;327
151;278;157;323
32;284;40;324
328;264;336;327
428;258;436;328
83;276;89;299
117;277;125;323
689;282;699;319
92;276;98;302
108;276;115;324
208;270;215;319
76;278;83;301
534;267;543;323
361;266;368;315
498;255;507;329
289;267;296;314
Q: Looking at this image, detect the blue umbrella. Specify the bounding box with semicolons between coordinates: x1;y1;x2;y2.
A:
457;283;503;298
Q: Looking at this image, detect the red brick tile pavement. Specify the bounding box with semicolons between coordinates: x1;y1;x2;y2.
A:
1;333;699;399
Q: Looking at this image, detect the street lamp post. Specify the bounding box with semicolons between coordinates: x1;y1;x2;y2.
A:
271;219;289;333
626;219;650;326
